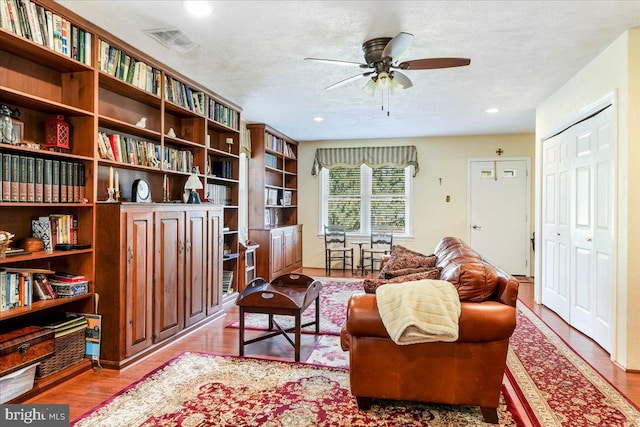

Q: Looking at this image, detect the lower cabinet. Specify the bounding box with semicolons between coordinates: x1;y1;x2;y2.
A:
250;225;302;282
96;203;223;368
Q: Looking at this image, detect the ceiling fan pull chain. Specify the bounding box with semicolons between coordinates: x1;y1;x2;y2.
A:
387;90;391;116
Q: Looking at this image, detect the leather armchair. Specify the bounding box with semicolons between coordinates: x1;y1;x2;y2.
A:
341;237;519;423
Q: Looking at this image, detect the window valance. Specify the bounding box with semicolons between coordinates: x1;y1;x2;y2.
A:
311;145;419;177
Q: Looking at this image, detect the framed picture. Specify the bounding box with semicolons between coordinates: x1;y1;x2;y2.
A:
12;118;23;145
264;209;271;227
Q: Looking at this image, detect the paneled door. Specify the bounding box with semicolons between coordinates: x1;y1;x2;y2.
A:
124;210;154;358
154;210;185;342
468;158;530;275
569;106;614;352
541;132;571;321
541;103;614;353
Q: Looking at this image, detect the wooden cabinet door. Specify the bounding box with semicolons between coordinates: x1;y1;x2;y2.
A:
185;209;208;327
294;225;303;268
154;210;185;342
125;210;154;358
207;210;222;315
270;229;284;279
283;226;295;271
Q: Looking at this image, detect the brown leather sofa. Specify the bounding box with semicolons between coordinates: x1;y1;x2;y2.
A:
341;237;519;423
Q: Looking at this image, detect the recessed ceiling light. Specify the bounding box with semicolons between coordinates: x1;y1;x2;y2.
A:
183;1;214;17
313;116;324;122
485;108;499;114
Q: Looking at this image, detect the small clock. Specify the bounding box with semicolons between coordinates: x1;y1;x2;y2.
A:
132;179;151;203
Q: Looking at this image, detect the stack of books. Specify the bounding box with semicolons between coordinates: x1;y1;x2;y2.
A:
222;270;234;294
49;272;89;298
43;313;87;338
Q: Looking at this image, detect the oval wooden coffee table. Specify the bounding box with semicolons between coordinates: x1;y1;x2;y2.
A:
236;273;322;362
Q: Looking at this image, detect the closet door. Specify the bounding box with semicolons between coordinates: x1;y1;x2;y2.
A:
569;106;614;352
541;133;571;321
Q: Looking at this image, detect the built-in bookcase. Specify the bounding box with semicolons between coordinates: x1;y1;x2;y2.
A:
246;124;301;282
0;0;241;399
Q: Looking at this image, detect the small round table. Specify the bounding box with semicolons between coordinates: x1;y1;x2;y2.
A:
351;240;370;275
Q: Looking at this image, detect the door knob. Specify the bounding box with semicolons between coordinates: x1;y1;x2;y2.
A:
472;225;482;230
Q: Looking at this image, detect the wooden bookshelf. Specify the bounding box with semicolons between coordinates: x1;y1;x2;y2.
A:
246;124;301;282
0;0;242;397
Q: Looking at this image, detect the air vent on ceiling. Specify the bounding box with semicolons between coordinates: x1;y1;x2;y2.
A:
143;27;198;54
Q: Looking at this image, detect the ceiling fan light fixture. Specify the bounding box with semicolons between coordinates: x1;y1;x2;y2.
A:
362;79;377;96
376;71;391;90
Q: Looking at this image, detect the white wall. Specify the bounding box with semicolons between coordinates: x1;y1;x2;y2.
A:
298;134;535;270
535;28;640;370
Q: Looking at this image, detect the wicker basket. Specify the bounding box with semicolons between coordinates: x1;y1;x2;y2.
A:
36;329;85;378
0;231;12;260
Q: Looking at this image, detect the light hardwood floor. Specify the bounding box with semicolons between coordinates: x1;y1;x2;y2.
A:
26;268;640;420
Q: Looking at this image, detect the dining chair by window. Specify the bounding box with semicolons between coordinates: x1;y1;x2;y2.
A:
324;225;353;276
361;229;393;274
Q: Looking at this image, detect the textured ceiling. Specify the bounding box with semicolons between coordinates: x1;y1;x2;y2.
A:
57;1;640;141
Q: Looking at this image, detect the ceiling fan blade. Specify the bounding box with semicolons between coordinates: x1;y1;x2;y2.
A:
382;32;414;61
392;71;413;89
398;58;471;70
325;73;369;90
305;57;368;68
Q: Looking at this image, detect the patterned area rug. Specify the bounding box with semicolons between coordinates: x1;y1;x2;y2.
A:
507;302;640;426
227;278;364;336
72;352;520;426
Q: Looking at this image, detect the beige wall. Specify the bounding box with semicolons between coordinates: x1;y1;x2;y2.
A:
535;28;640;370
298;134;535;270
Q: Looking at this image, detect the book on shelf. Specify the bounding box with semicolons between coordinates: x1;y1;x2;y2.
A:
1;153;9;201
10;154;18;202
205;183;232;205
0;268;55;309
18;155;27;202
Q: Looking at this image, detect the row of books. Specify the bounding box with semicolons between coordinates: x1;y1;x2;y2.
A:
205;183;232;205
265;153;278;169
0;0;91;65
284;143;296;159
265;133;285;153
0;269;88;311
207;100;240;131
98;131;161;168
208;158;233;179
164;75;206;115
0;153;86;203
164;146;194;173
97;39;161;96
32;214;78;251
163;76;240;131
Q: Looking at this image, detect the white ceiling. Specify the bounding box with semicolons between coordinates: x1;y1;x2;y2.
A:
57;1;640;142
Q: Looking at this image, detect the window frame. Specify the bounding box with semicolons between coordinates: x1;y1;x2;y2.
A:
318;164;413;238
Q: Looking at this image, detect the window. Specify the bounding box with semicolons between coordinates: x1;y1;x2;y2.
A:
320;165;412;236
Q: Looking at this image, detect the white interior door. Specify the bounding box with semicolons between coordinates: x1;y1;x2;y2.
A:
541;103;614;353
541;133;571;321
468;159;529;275
569;106;614;353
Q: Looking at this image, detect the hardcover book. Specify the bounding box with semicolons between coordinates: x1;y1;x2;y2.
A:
18;156;27;202
26;156;35;202
10;154;19;202
35;157;43;202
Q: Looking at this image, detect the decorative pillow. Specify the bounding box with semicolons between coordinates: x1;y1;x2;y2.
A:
384;267;435;279
377;246;437;279
439;260;498;301
364;268;441;293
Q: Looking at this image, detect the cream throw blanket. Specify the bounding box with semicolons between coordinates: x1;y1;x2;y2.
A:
376;279;461;345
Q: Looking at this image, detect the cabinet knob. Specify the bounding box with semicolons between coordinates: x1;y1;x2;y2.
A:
127;247;134;263
587;237;592;242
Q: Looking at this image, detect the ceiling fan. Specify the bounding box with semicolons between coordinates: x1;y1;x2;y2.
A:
305;32;470;94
